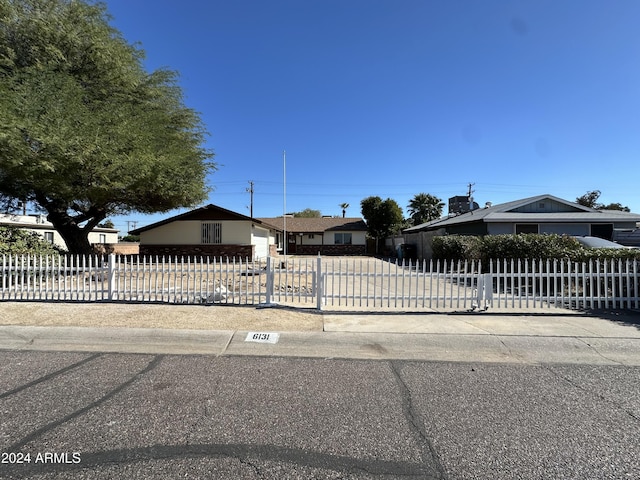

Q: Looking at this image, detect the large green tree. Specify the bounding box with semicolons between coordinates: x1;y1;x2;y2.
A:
576;190;630;212
292;208;321;218
407;193;444;226
360;196;404;253
0;0;215;253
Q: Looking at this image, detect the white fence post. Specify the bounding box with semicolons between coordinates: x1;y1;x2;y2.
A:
264;256;273;306
107;253;116;301
316;254;323;311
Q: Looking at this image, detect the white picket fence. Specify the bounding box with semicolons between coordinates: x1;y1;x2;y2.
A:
1;254;639;310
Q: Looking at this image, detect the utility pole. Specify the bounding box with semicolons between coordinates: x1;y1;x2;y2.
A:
247;181;254;218
467;182;475;210
126;220;138;233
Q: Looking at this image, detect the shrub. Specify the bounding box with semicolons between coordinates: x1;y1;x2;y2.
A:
0;227;66;256
479;234;583;261
432;234;640;263
432;235;482;262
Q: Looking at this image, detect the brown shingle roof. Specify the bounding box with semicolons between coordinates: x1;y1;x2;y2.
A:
257;217;367;233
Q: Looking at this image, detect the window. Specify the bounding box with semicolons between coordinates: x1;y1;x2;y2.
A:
308;234;315;239
334;233;352;245
99;234;107;244
515;224;538;234
202;222;222;244
44;232;54;243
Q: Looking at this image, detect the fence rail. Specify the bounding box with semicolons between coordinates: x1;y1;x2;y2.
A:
2;254;638;311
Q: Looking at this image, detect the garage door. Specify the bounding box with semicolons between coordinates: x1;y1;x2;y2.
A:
253;227;269;260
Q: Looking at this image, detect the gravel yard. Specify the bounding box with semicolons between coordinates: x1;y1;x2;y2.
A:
0;302;323;331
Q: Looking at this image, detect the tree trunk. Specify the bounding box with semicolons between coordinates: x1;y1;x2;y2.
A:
55;222;94;254
45;210;95;255
35;192;106;255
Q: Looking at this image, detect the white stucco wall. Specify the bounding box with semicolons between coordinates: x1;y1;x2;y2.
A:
140;220;260;245
299;234;324;246
220;221;251;244
1;214;118;250
139;221;201;244
88;231;119;244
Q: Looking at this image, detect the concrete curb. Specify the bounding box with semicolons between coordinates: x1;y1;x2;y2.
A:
2;319;640;365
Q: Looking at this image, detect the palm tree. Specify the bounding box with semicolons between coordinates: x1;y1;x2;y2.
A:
340;203;350;218
407;193;444;226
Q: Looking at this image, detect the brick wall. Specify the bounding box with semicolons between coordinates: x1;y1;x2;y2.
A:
295;244;366;256
95;243;140;255
139;244;255;260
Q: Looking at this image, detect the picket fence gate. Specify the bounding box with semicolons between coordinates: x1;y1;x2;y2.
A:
1;254;639;311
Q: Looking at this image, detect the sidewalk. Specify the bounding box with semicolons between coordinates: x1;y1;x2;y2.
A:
1;302;639;365
323;307;640;337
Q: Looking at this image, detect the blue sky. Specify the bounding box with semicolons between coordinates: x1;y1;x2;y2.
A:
102;0;640;234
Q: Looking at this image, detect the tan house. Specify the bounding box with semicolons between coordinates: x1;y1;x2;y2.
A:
258;217;368;255
130;204;281;260
0;213;119;251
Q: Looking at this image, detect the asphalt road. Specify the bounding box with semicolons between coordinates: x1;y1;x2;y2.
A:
1;351;639;479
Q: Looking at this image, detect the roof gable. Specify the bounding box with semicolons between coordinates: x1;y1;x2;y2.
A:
131;204;280;234
504;195;593;214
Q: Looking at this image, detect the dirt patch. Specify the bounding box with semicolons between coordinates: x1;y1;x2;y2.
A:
0;302;323;332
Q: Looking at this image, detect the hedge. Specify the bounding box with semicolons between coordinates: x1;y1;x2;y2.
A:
432;234;640;263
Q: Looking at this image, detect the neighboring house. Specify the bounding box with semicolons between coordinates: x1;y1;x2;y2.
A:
403;194;640;258
129;204;281;260
258;217;368;255
0;213;119;251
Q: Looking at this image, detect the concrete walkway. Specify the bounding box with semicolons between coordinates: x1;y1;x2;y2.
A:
1;304;639;365
323;307;640;337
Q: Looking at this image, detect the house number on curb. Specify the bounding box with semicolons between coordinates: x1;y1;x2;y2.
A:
245;332;280;344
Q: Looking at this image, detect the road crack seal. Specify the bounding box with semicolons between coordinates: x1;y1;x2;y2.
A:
390;360;449;479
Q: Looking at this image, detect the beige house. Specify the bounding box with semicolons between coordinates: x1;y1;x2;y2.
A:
258;217;368;255
130;204;281;260
0;213;119;251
